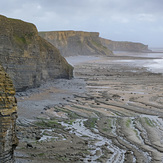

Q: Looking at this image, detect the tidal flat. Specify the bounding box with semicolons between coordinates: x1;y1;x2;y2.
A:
15;53;163;163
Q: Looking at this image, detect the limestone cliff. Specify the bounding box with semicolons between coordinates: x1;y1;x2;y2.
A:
0;64;18;163
0;15;73;91
39;31;113;57
100;38;151;52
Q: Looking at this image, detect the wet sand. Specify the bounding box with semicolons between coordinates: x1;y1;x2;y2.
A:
15;53;163;163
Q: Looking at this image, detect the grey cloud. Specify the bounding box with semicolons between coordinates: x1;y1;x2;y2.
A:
0;0;163;47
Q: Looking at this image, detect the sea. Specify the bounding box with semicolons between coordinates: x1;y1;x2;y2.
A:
66;48;163;74
114;48;163;74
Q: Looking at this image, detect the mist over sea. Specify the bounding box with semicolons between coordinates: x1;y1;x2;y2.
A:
144;48;163;73
113;48;163;74
66;48;163;74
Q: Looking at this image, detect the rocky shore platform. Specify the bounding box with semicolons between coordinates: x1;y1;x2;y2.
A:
15;53;163;163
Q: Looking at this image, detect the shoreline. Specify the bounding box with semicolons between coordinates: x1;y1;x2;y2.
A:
15;54;163;163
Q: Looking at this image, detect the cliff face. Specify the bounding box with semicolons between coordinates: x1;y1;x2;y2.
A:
39;31;113;57
0;64;18;163
0;15;73;91
100;38;151;52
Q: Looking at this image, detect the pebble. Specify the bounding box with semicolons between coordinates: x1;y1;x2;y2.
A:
95;150;101;156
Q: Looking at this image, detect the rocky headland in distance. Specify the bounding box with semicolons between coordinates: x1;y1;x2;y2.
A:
39;30;151;57
39;31;113;57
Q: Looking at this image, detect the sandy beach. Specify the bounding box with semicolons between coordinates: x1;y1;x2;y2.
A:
15;52;163;163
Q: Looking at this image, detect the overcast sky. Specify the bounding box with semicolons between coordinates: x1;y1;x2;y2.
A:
1;0;163;47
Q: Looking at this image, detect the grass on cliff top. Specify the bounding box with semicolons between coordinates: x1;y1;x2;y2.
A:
8;17;34;25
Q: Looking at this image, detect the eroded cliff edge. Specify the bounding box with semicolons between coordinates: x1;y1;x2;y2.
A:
0;64;18;163
100;38;151;52
39;30;151;55
39;31;113;57
0;15;73;91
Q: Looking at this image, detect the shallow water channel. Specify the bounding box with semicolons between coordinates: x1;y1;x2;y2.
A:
61;119;126;163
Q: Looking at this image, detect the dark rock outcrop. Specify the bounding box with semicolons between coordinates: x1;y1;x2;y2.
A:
0;64;18;163
39;31;113;57
0;15;73;91
100;38;151;52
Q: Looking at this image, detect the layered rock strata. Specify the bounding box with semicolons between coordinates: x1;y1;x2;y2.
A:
39;31;113;57
0;15;73;91
0;64;18;163
100;38;151;52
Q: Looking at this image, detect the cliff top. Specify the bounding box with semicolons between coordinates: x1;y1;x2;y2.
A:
0;15;37;36
39;30;100;37
100;37;148;46
0;15;73;91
